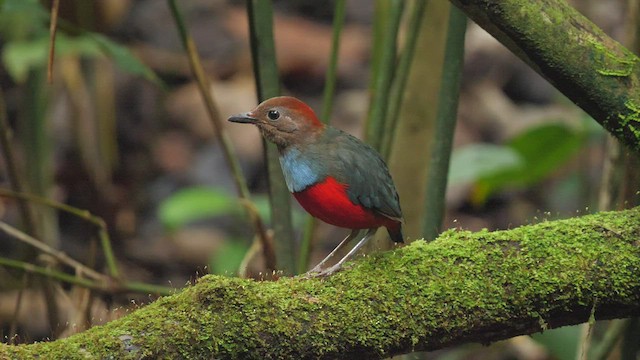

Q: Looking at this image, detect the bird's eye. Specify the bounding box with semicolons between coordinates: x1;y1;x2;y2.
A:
267;110;280;121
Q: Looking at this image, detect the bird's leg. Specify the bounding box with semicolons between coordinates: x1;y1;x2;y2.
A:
306;229;360;274
315;228;377;277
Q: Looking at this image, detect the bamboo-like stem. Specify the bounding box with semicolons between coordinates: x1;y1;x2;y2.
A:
365;0;404;150
298;0;347;274
0;189;120;278
320;0;346;123
0;257;175;296
0;257;98;290
47;0;60;84
421;7;467;241
246;0;296;274
380;0;428;160
166;0;276;273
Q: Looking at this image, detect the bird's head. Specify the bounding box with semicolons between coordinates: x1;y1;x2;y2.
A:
228;96;324;149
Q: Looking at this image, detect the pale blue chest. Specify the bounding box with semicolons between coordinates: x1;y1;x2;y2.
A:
279;148;322;193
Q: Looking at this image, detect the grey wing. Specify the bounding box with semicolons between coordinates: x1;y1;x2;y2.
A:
328;130;403;221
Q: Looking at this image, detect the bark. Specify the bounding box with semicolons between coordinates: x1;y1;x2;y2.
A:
450;0;640;151
1;208;639;359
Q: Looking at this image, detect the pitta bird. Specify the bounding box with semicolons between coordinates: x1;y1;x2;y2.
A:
228;96;403;276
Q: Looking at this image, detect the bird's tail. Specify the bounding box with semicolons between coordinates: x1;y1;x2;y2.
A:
387;223;404;243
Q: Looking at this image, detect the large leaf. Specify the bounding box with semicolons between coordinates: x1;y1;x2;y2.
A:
505;122;585;185
158;187;239;231
3;35;101;82
448;144;524;186
531;325;581;360
0;0;48;40
2;32;163;86
449;123;585;204
88;33;164;88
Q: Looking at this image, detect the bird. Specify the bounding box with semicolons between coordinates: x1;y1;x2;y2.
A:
228;96;403;276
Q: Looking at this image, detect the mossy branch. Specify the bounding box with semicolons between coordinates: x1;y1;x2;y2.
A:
450;0;640;151
2;208;639;359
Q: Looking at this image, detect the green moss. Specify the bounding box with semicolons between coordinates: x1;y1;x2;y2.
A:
1;208;639;359
588;38;638;77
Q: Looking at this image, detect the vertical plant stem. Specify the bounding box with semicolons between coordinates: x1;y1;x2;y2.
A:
388;1;449;240
166;0;277;273
421;7;467;241
298;0;347;274
320;0;346;123
365;0;404;150
380;0;428;160
47;0;60;84
246;0;296;275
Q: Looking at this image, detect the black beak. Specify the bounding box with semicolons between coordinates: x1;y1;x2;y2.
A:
228;112;257;124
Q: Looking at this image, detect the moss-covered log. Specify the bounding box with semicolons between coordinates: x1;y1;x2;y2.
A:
450;0;640;151
1;208;639;359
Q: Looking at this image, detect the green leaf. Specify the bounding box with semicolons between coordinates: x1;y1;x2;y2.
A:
88;33;164;88
3;35;102;82
158;187;239;231
506;122;585;185
0;0;48;40
449;123;585;204
531;325;581;360
210;241;249;275
448;144;524;186
1;27;163;86
476;122;584;199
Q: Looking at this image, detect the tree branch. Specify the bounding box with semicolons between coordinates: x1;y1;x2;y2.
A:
450;0;640;151
2;208;639;359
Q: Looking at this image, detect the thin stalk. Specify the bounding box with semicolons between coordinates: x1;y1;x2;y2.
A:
9;273;29;344
0;189;120;278
120;281;176;296
367;0;387;115
365;0;404;150
247;0;296;275
298;0;346;274
380;0;428;160
320;0;346;123
166;0;276;273
0;221;107;282
0;257;98;290
47;0;60;84
0;257;174;296
421;7;467;240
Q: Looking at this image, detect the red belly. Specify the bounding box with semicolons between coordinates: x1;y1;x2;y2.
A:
293;177;396;230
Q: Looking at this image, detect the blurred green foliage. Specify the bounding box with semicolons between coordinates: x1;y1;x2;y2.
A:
449;122;586;204
157;186;306;232
0;0;161;85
